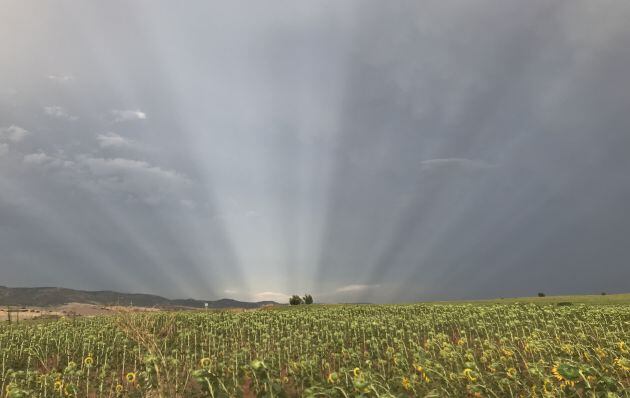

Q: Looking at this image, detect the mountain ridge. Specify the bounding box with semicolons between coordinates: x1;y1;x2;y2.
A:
0;286;280;309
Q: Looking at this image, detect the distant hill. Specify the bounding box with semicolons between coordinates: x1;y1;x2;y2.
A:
0;286;280;309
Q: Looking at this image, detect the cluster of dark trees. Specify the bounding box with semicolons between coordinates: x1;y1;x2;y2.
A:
289;294;313;305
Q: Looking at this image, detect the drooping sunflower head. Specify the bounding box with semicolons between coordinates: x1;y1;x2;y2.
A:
250;359;265;371
614;357;630;371
595;347;607;359
5;383;16;395
462;368;477;382
543;378;553;393
327;372;339;384
551;363;581;386
63;383;76;397
506;367;517;379
401;376;411;390
125;372;137;384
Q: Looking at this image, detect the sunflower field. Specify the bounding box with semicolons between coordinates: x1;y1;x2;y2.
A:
1;304;629;397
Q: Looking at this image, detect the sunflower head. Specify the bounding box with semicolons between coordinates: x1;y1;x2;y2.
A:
54;380;63;392
595;347;607;359
353;367;361;377
63;383;77;397
614;357;630;371
250;359;265;371
115;384;124;395
402;376;411;390
501;348;514;357
5;383;16;395
84;355;94;367
125;372;137;384
462;368;477;382
543;378;553;393
199;357;211;368
552;363;581;386
506;367;517;379
327;372;339;384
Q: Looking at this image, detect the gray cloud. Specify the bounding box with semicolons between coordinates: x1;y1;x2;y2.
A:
111;109;147;122
47;74;75;83
0;125;29;142
23;152;70;168
1;0;629;302
96;132;137;149
336;284;380;293
43;106;78;121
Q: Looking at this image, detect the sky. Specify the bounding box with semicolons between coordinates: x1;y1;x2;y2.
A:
1;1;630;303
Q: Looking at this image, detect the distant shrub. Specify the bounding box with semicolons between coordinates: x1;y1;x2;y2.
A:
289;295;303;305
557;302;573;306
537;292;546;297
303;294;313;305
601;292;606;295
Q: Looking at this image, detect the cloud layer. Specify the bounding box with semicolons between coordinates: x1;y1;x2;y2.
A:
1;1;629;302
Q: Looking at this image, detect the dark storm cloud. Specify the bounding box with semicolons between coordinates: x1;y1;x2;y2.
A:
1;0;629;302
317;1;630;302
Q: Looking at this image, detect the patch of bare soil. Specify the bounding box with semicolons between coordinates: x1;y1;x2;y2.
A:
1;303;160;321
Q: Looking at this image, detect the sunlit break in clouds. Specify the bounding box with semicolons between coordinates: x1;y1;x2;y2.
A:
1;1;630;303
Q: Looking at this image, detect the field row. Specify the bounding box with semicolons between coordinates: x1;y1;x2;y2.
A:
1;304;629;397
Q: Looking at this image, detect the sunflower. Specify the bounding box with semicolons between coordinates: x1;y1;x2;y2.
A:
353;367;361;377
506;367;517;379
125;372;137;384
115;384;124;394
199;357;211;368
401;376;411;390
551;364;580;387
413;364;430;383
543;378;553;393
5;383;16;395
614;357;630;371
327;372;338;384
250;359;265;371
84;355;94;367
63;383;76;397
462;368;477;382
54;380;63;392
595;347;607;359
